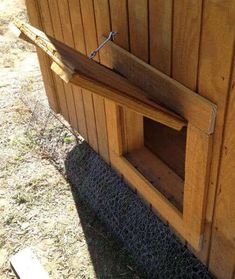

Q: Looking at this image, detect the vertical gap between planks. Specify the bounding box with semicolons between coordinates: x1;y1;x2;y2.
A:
34;0;60;114
75;0;90;141
78;0;99;152
46;0;70;122
196;0;205;93
147;0;150;65
207;38;235;269
66;1;81;132
198;1;234;262
80;0;99;153
170;0;174;77
57;0;79;130
92;0;112;163
92;0;110;162
68;0;89;140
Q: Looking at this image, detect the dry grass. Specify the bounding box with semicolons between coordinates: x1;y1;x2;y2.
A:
0;1;143;278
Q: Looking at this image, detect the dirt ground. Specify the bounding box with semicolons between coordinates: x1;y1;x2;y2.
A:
0;1;143;278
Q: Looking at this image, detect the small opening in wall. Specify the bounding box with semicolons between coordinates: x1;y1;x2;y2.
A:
124;117;187;212
144;118;186;179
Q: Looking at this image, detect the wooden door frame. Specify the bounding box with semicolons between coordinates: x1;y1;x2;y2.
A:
106;102;212;250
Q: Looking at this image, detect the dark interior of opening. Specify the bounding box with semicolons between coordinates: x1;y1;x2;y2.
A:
144;118;187;180
125;117;187;212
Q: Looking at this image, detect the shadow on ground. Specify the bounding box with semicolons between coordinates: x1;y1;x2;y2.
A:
65;141;214;279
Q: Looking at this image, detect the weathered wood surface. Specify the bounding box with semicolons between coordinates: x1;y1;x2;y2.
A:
14;19;186;131
10;248;49;279
103;40;216;135
25;0;59;114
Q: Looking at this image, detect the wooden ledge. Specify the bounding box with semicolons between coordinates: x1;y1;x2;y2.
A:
13;19;186;131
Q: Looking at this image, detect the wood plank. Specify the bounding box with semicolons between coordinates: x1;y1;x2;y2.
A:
109;0;129;51
69;71;185;131
13;19;186;131
108;0;130;155
183;124;212;249
106;106;213;250
126;147;184;211
68;0;98;152
80;0;109;161
209;45;235;279
109;149;184;232
37;0;69;122
60;0;88;140
197;0;235;264
172;0;202;90
25;0;59;113
103;40;217;134
125;0;148;152
172;0;205;253
10;248;49;279
149;0;172;75
93;0;114;161
105;100;123;156
198;0;235;220
68;0;95;143
148;0;188;246
128;0;148;63
93;0;112;67
56;0;79;130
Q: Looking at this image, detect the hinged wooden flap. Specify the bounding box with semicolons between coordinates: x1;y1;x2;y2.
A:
13;19;186;131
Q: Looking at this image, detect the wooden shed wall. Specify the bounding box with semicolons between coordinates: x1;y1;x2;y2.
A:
25;0;235;278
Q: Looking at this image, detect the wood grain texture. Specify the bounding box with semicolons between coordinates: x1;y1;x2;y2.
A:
109;150;184;233
38;0;70;122
125;0;149;152
183;124;212;249
56;0;79;130
14;20;186;131
79;0;109;160
172;0;202;90
103;41;216;134
149;0;172;75
197;0;235;264
209;48;235;279
25;0;59;113
68;0;98;151
126;147;184;211
107;0;130;158
93;0;112;66
128;0;148;63
10;248;49;279
109;0;129;51
93;0;113;163
65;0;88;140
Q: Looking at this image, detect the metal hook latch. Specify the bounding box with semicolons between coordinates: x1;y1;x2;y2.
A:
88;31;117;59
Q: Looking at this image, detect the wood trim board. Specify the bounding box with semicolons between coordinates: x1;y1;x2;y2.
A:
108;105;213;250
102;40;217;135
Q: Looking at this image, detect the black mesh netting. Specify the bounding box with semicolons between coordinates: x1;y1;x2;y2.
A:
65;142;214;279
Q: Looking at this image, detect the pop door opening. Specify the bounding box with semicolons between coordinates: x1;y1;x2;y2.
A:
108;102;212;249
124;112;187;213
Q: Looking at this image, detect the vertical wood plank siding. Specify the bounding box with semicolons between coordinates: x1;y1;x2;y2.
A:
26;1;235;277
197;0;235;267
25;0;60;113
